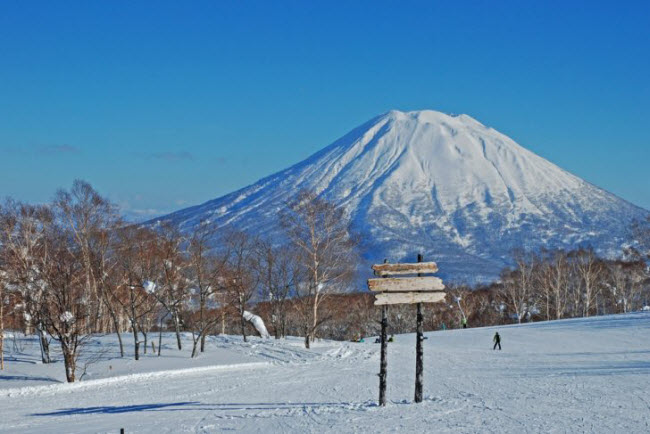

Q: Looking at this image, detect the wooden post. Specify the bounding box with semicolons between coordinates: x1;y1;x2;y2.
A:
414;253;424;403
379;259;388;407
379;305;388;406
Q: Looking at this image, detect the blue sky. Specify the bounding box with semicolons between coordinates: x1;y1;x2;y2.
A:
1;1;649;218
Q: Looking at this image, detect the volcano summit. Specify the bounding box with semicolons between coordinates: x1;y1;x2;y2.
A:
152;110;648;282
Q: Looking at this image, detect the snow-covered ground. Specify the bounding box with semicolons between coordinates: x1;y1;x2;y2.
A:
1;312;649;433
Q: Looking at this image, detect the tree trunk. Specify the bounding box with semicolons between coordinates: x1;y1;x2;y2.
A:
132;322;140;361
115;325;124;358
102;288;123;356
172;312;182;350
221;305;226;335
191;332;202;358
142;330;148;355
240;309;247;343
157;315;163;357
62;346;76;383
36;325;51;364
199;298;206;352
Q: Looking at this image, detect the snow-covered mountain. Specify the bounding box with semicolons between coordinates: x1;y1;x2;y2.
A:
151;110;648;283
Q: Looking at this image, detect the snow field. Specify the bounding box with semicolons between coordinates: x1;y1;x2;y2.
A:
0;312;649;433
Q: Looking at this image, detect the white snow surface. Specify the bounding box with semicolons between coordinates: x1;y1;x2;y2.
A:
1;312;649;433
151;110;648;283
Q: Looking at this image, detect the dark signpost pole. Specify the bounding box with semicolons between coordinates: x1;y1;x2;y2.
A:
414;253;424;403
379;304;388;406
379;259;388;406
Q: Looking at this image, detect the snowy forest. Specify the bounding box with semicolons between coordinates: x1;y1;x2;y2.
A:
1;180;649;382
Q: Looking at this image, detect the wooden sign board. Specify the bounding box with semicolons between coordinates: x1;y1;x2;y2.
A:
374;291;446;306
372;262;438;277
368;276;445;292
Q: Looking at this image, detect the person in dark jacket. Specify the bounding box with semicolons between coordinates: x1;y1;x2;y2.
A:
493;332;501;350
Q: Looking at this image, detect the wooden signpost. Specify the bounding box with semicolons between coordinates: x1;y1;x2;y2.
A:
369;277;445;293
368;255;446;406
373;291;445;305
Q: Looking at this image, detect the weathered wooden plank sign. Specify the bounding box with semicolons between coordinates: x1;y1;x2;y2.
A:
374;291;445;305
372;261;439;276
368;276;445;293
369;256;446;407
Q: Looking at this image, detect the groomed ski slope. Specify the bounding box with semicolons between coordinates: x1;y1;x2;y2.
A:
1;312;649;433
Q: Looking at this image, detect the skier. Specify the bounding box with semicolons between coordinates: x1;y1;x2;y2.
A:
388;335;394;343
493;332;501;350
462;318;468;329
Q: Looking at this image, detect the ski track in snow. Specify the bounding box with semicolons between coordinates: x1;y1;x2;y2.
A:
1;312;649;433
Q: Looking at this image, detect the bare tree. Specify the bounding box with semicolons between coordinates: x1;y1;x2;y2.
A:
221;231;258;343
152;224;189;351
538;250;571;320
0;201;53;363
605;259;646;313
282;191;358;348
53;180;121;334
111;226;159;360
254;240;297;339
186;221;224;357
39;222;89;382
499;250;536;324
572;248;604;317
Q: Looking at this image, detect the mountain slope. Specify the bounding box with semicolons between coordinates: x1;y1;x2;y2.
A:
152;110;648;282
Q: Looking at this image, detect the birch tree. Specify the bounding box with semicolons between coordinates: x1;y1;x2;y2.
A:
153;224;189;350
282;191;357;348
573;248;604;317
254;240;298;339
605;260;646;313
112;226;159;360
187;222;223;357
39;221;89;382
499;250;536;324
0;201;53;363
222;231;258;343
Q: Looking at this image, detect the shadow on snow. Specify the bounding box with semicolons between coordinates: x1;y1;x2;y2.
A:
0;374;61;383
31;401;385;417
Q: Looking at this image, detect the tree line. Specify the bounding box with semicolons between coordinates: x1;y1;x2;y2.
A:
0;181;357;381
251;225;650;340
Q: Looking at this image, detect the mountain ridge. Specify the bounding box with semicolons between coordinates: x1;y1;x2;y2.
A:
150;110;648;283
